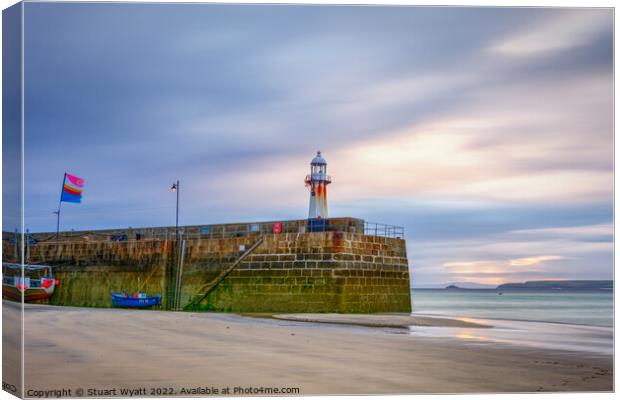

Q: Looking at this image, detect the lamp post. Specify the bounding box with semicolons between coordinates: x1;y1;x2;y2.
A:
170;180;182;311
170;180;179;238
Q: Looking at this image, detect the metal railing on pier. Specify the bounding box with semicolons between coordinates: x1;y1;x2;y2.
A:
5;218;405;245
363;222;405;239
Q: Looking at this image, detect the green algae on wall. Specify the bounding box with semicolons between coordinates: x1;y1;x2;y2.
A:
14;229;411;313
50;265;166;308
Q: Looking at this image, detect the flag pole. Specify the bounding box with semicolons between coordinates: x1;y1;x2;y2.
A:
55;173;67;243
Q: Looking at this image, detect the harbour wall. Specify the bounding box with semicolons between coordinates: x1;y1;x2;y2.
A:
3;219;411;313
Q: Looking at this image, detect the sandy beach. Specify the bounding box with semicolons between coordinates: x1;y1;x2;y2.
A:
5;302;613;396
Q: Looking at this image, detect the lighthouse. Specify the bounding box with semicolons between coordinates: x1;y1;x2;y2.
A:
305;151;332;219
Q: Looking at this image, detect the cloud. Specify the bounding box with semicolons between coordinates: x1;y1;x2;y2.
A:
510;223;613;240
490;9;612;56
444;254;564;273
19;4;613;285
440;254;575;285
509;255;565;267
328;71;612;204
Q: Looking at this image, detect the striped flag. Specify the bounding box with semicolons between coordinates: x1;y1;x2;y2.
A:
60;173;85;203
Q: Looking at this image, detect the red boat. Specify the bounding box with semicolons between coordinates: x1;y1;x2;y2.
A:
2;263;58;303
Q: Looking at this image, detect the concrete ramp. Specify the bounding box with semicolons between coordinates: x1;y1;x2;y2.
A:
186;237;264;310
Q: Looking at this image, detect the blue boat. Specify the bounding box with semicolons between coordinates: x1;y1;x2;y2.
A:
111;291;162;308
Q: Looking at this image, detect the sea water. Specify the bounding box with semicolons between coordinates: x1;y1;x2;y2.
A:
409;289;614;354
411;289;613;327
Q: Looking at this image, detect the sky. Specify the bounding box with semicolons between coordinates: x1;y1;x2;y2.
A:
11;3;613;286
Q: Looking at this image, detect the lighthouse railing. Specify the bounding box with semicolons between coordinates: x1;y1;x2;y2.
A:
305;174;332;183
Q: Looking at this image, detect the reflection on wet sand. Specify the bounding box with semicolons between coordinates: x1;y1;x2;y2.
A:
410;314;613;355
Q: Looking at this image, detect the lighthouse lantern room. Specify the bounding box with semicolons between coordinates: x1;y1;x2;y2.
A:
305;151;332;219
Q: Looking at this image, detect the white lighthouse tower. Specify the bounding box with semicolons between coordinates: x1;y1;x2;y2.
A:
305;151;332;219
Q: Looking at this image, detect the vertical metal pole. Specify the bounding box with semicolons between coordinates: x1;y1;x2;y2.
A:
175;239;186;310
175;180;179;238
55;209;60;241
55;173;66;243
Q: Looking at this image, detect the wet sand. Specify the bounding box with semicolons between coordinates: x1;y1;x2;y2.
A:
271;313;492;328
7;302;613;395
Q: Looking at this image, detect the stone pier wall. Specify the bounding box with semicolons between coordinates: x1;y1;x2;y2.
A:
3;230;411;313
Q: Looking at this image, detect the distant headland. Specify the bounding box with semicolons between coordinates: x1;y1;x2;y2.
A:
496;280;613;290
435;280;613;290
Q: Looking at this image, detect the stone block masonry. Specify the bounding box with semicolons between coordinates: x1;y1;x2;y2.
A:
183;231;411;313
3;219;411;313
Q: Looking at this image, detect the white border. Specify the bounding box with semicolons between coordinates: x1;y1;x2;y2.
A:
0;2;616;400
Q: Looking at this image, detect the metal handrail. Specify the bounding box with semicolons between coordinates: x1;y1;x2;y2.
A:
304;174;332;183
363;222;405;239
11;218;405;244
